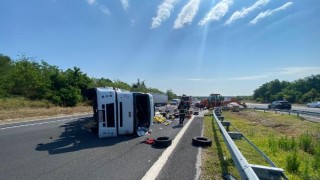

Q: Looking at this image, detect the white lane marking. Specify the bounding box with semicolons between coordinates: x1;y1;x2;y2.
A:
0;118;79;130
195;111;205;180
142;115;195;180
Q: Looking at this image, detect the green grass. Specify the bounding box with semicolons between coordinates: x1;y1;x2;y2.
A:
201;115;239;179
201;110;320;180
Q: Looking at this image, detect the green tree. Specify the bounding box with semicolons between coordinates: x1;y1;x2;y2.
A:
92;78;114;87
113;80;131;91
166;89;177;100
0;54;13;97
6;59;47;99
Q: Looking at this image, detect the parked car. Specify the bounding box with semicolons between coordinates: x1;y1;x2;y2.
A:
268;100;292;110
306;101;320;108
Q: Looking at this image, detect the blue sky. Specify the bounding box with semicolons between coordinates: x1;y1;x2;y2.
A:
1;0;319;96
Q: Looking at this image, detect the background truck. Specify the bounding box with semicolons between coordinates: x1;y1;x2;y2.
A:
151;93;168;106
180;94;192;110
85;87;154;138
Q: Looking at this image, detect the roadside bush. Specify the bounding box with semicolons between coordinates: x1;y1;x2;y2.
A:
299;131;314;154
302;162;311;180
278;136;296;151
268;134;278;155
313;146;320;170
286;151;300;173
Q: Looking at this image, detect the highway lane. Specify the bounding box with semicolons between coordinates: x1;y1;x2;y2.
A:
156;116;203;180
246;103;320;122
0;113;203;180
246;103;320;113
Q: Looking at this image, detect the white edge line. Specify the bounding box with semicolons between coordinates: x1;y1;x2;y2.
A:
195;111;205;180
0;118;80;130
0;113;92;126
142;115;195;180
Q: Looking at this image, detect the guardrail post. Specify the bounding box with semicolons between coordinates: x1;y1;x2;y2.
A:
297;113;299;117
254;107;256;112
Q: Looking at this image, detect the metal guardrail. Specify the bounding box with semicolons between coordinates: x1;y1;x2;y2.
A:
252;107;320;117
213;109;288;179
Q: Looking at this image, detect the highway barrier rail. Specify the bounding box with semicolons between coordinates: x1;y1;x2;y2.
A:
212;109;289;180
252;107;320;118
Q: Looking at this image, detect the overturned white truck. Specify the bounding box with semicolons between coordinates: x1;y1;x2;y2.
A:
85;87;154;138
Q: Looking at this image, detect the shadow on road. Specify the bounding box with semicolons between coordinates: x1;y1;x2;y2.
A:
35;117;135;154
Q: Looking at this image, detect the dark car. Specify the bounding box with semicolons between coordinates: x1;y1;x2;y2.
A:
268;101;292;110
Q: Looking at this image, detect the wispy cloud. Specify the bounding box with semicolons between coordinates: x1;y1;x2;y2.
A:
228;66;320;81
250;2;293;25
182;78;220;82
228;75;269;81
151;0;176;29
173;0;200;29
100;5;111;15
277;67;320;75
86;0;95;5
199;0;233;26
225;0;270;25
121;0;129;11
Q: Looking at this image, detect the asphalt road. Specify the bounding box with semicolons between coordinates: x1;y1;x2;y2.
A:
246;103;320;113
0;112;205;180
246;103;320;122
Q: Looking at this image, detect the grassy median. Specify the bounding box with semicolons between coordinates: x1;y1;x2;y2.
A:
201;110;320;180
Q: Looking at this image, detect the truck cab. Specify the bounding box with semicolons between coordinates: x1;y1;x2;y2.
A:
85;87;154;138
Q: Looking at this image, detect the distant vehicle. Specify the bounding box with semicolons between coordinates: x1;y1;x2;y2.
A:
307;101;320;108
170;102;178;106
180;95;192;110
151;93;168;106
268;101;292;110
172;98;181;105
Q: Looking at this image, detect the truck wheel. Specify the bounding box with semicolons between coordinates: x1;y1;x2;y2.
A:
192;136;212;147
154;136;172;148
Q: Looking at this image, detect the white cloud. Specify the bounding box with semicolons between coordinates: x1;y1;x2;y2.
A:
100;5;111;15
151;0;176;29
225;0;270;25
173;0;200;29
182;78;219;82
227;66;320;81
250;2;293;24
121;0;129;10
86;0;95;5
228;75;269;81
199;0;233;26
277;67;320;76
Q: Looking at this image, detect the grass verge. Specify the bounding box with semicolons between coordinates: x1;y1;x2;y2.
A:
0;97;92;123
201;110;320;180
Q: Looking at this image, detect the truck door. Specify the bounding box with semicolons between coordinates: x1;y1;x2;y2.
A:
148;94;154;126
97;90;117;138
117;92;134;135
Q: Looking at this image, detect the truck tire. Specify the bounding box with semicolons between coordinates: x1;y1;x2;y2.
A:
154;136;172;148
192;136;212;147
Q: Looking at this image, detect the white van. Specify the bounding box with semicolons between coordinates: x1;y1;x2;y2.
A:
85;87;154;138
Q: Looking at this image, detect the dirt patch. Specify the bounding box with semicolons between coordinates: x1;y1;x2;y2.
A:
0;106;92;125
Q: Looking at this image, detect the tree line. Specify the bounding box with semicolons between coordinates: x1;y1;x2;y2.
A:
0;54;177;106
253;75;320;103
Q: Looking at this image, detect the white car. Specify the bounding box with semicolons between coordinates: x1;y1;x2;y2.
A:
307;101;320;108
